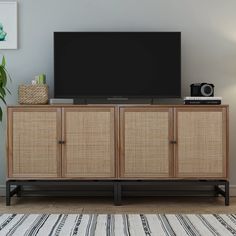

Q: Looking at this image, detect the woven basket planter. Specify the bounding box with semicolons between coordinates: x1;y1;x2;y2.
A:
18;85;49;104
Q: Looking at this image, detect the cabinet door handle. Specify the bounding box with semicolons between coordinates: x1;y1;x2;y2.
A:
58;140;66;144
170;140;177;144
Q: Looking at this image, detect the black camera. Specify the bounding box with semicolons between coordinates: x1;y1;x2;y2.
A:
191;83;214;97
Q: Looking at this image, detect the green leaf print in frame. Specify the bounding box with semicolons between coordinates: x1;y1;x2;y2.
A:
0;2;18;49
0;23;7;41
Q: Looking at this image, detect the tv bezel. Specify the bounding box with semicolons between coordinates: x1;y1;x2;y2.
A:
54;31;181;99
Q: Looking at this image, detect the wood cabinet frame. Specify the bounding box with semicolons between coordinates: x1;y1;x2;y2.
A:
7;105;229;181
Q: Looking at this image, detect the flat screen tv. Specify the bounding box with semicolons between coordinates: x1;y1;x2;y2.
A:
54;32;181;98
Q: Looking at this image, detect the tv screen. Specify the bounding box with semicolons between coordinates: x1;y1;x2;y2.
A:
54;32;181;98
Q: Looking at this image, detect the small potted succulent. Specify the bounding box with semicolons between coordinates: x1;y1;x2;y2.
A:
0;55;11;121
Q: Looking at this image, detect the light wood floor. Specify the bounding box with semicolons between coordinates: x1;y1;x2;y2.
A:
0;197;236;214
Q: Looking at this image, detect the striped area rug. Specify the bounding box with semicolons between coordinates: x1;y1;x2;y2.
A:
0;214;236;236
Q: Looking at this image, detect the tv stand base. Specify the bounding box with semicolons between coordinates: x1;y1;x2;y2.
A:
107;97;129;101
6;180;229;206
73;97;154;104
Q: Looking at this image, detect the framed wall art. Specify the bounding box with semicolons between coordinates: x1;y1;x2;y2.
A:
0;1;18;49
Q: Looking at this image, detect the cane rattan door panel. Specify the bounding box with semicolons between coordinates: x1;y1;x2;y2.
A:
8;108;61;178
176;108;227;178
120;108;173;178
62;107;115;178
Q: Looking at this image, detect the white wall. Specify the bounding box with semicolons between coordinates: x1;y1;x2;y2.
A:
1;0;236;192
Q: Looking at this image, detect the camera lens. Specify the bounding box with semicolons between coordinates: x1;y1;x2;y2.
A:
201;84;213;96
204;86;212;94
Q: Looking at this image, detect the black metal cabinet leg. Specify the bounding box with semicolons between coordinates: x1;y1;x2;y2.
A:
225;181;230;206
6;181;11;206
114;182;122;206
117;183;122;205
114;182;117;205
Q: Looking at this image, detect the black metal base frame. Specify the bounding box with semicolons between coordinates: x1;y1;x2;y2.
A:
6;180;230;206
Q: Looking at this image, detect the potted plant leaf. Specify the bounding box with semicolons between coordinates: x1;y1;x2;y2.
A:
0;56;11;121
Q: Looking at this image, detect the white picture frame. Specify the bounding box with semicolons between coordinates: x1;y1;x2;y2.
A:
0;1;18;49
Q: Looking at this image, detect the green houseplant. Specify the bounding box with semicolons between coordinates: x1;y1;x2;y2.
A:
0;56;11;121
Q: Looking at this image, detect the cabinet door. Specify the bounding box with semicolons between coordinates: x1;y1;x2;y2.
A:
62;107;115;178
8;108;61;178
176;107;228;178
120;107;173;178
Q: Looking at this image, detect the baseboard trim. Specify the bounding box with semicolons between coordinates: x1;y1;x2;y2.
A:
230;185;236;196
0;184;236;197
0;185;5;196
